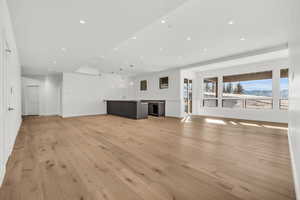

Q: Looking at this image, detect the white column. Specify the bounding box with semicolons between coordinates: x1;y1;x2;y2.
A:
218;75;223;108
199;75;203;109
273;68;280;110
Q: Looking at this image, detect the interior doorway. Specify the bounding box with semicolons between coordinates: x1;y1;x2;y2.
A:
25;85;40;115
184;78;192;114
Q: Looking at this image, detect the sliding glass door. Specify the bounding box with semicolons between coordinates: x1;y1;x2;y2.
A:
184;79;192;114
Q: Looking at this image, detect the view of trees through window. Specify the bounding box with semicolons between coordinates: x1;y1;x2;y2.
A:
203;77;218;107
222;71;273;109
280;68;289;110
204;77;218;98
202;69;289;110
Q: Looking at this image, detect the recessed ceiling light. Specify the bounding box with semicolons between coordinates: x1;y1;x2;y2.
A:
240;37;246;41
79;20;86;24
228;20;234;25
161;19;166;24
187;37;191;41
132;36;137;40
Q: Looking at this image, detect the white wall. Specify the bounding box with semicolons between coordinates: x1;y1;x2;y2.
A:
62;72;130;118
0;0;22;186
129;69;182;117
22;74;62;116
193;59;289;123
288;0;300;198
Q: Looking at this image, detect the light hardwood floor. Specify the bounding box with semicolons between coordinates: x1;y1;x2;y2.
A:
0;115;296;200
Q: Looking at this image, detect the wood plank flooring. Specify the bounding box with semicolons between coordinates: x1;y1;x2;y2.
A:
0;115;296;200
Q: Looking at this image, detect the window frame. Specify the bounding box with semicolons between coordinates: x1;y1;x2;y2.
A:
221;70;273;110
140;80;147;91
279;68;289;110
159;77;169;89
202;77;218;108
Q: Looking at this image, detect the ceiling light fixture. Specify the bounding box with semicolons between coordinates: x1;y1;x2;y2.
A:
132;36;137;40
240;37;246;41
79;20;86;24
228;20;234;25
187;37;191;41
161;19;166;24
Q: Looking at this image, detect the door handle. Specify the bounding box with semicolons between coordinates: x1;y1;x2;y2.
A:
8;107;15;111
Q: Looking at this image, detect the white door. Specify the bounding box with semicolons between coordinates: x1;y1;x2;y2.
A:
26;86;39;115
0;32;5;182
3;39;14;164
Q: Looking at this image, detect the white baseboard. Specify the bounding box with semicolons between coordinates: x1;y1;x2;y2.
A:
40;113;60;116
0;117;22;188
288;130;300;199
23;113;60;116
62;112;106;118
0;165;6;188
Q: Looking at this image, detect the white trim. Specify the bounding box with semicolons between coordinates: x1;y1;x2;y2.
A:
0;165;5;187
288;128;300;200
62;112;106;118
0;117;22;187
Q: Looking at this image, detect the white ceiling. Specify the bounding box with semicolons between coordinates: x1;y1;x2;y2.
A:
8;0;288;76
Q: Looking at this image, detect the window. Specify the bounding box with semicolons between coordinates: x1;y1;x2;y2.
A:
140;80;147;91
203;77;218;107
222;71;273;109
280;68;288;110
159;77;169;89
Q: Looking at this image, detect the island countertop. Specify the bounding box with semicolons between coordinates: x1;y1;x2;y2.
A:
106;100;148;119
104;100;142;102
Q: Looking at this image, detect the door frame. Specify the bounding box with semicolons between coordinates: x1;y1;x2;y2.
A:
183;78;193;115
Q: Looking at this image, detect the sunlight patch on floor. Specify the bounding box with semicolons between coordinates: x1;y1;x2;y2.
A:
229;121;238;125
239;122;261;127
205;118;226;125
181;115;192;123
262;125;288;131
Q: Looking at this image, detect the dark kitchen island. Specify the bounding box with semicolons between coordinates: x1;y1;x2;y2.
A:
106;100;148;119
